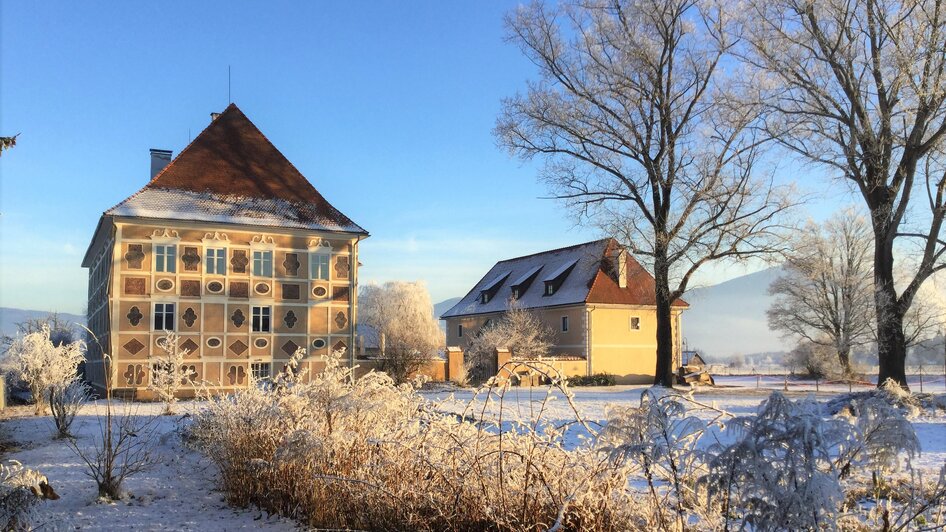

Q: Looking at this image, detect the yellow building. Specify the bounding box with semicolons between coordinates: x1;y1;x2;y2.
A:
81;104;367;397
441;239;687;384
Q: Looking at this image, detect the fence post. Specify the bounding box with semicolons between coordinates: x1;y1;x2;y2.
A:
919;365;924;394
446;347;464;384
495;347;511;369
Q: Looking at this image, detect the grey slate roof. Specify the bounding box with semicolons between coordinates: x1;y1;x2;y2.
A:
440;239;611;319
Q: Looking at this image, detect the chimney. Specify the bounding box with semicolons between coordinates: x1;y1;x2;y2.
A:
210;112;221;122
617;250;628;288
609;246;628;288
149;149;172;179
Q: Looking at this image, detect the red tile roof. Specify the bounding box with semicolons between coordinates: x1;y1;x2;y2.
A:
106;103;365;234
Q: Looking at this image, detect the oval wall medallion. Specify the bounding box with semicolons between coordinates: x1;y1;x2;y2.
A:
206;337;222;348
254;338;269;349
207;281;224;293
156;278;174;292
312;338;326;349
312;286;328;298
254;282;271;295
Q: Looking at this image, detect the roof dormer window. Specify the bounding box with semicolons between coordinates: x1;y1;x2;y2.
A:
479;271;510;305
510;264;543;299
542;259;578;297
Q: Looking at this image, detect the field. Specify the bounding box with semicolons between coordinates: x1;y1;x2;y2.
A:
2;376;945;530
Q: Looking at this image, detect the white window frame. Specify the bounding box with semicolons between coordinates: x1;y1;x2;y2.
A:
154;244;176;273
252;250;273;277
252;306;271;333
311;253;330;280
153;302;175;331
206;247;226;275
250;362;271;381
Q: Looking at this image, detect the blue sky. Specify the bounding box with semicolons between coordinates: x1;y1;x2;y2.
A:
0;2;850;315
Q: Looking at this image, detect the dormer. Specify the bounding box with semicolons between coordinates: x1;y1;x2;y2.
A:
479;271;510;304
542;259;579;297
510;265;543;299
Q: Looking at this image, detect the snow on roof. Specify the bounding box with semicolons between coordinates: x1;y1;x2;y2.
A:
96;103;366;235
542;258;579;282
512;264;543;287
480;271;511;293
107;188;366;233
440;239;611;319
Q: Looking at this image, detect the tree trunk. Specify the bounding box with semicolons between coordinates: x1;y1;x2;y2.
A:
838;346;851;375
653;261;675;387
873;231;909;388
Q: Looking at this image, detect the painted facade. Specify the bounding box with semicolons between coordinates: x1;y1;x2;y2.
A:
82;104;367;397
441;239;687;384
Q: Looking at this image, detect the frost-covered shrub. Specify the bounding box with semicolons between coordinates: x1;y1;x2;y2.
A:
191;351;639;531
598;390;711;529
0;460;58;530
148;331;196;414
704;393;851;530
1;325;85;414
49;379;89;438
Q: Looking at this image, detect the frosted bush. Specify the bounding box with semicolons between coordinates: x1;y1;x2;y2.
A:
703;393;853;529
597;389;711;529
191;352;640;530
190;349;941;530
1;325;85;414
49;379;89;438
0;460;58;530
148;331;196;414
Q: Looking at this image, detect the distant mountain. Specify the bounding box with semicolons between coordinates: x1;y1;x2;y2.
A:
682;268;790;360
0;307;86;339
434;297;462;321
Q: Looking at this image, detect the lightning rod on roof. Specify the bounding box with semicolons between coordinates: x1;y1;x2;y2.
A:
228;65;231;104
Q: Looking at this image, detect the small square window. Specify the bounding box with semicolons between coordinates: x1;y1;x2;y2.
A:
630;316;641;330
155;245;176;273
153;303;175;331
252;306;271;333
206;248;226;275
253;251;273;277
250;362;271;381
312;254;330;280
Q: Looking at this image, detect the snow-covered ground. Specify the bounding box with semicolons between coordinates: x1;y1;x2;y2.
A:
1;400;296;531
3;377;944;530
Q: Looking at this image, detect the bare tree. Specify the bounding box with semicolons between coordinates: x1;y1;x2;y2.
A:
768;210;875;373
68;328;157;500
464;304;555;383
359;282;444;384
739;0;946;387
2;312;78;349
496;0;796;386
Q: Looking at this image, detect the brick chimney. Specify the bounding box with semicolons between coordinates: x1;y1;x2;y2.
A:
149;149;172;179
